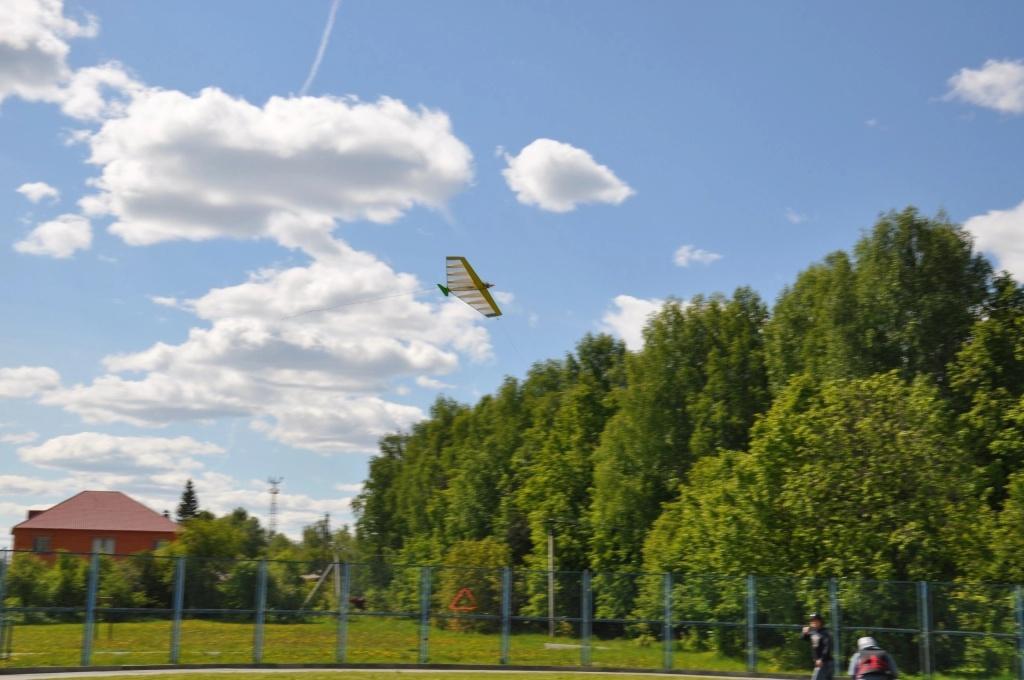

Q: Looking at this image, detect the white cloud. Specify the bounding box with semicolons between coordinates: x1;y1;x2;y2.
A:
77;89;473;252
600;294;664;351
37;239;491;453
0;2;143;121
964;199;1024;279
501;138;633;212
0;431;38;444
947;59;1024;115
60;61;142;120
0;366;60;398
416;376;453;390
0;0;97;107
19;432;224;473
784;208;807;224
335;482;363;493
0;474;80;497
16;181;59;203
673;244;722;267
14;213;91;258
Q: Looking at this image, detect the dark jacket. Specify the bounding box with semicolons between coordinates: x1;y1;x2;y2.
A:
802;626;833;663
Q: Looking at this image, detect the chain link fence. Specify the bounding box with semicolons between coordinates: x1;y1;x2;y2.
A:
1;549;1021;677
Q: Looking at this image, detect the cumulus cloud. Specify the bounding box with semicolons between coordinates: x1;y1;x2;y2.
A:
0;473;80;497
673;244;722;267
600;294;664;351
19;432;223;473
0;431;38;445
964;199;1024;279
0;1;144;122
501;138;634;212
14;213;91;258
38;239;491;452
0;366;60;398
60;61;142;120
0;0;96;106
947;59;1024;115
16;181;59;203
76;89;473;252
416;376;453;390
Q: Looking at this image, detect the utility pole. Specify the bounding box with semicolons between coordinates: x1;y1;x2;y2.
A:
267;477;283;535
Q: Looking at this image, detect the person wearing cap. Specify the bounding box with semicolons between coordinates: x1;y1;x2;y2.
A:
801;613;835;680
847;636;898;679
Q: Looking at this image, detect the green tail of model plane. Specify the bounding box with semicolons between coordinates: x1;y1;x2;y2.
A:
437;284;450;296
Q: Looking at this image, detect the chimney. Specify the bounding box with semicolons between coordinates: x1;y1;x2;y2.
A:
27;509;46;519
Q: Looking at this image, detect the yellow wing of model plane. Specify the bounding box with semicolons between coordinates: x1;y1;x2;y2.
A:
438;256;502;318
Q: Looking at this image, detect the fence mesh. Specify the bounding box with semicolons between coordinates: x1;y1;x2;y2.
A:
1;549;1023;677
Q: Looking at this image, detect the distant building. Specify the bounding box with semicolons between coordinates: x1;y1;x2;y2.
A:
11;490;179;556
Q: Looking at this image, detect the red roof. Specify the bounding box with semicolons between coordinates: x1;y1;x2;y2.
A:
12;490;179;533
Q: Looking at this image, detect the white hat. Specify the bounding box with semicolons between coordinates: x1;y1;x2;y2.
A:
858;636;879;650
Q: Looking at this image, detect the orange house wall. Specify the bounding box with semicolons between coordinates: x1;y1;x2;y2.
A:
12;528;177;555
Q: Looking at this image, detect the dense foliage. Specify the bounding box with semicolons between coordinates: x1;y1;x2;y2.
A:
355;207;1024;590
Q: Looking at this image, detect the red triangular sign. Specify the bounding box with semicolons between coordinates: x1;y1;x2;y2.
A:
448;587;478;612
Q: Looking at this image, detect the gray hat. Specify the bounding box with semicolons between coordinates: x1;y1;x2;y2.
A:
857;636;879;650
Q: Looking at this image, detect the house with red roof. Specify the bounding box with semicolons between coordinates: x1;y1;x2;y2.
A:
11;490;179;556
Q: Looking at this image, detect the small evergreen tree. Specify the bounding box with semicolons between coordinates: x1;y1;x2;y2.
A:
176;479;199;522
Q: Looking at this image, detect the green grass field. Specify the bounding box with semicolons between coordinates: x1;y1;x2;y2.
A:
0;615;747;671
0;616;1014;679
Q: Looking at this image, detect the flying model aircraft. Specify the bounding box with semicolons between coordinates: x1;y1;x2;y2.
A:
438;256;502;318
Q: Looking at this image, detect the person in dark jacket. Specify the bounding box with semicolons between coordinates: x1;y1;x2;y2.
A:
848;636;898;679
801;612;834;680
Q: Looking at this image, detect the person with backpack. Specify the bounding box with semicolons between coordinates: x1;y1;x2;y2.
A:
848;636;898;679
801;612;835;680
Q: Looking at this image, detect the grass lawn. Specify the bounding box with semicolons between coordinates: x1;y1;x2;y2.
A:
0;616;1015;679
0;616;746;671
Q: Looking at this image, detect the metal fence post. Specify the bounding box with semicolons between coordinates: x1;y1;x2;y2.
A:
81;552;100;667
918;580;932;680
746;574;757;673
663;572;673;670
829;577;841;659
336;562;350;663
169;556;185;663
0;554;8;660
500;567;512;665
1015;585;1024;680
253;560;268;663
581;569;592;667
418;566;432;664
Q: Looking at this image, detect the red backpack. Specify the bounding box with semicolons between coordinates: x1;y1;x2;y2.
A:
857;649;892;678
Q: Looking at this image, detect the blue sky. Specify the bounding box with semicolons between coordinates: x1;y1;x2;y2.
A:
1;0;1023;543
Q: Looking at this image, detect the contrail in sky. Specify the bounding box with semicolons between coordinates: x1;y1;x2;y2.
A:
300;0;342;96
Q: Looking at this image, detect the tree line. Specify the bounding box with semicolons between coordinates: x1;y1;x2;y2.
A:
354;207;1024;616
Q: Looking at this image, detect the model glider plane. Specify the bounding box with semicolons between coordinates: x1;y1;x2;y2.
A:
438;256;502;318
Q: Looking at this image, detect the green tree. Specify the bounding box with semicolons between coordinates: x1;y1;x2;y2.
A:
766;209;991;391
589;290;769;617
176;479;200;522
949;273;1024;507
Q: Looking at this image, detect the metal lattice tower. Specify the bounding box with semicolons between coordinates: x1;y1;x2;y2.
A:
267;477;283;535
